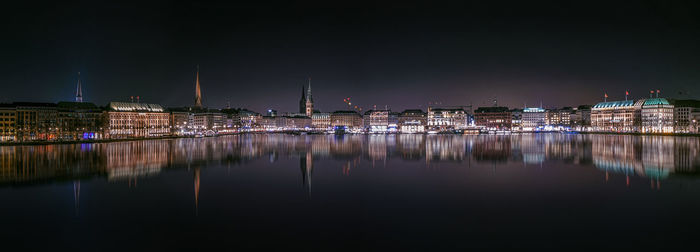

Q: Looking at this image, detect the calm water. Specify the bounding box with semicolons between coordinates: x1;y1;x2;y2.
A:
2;133;700;250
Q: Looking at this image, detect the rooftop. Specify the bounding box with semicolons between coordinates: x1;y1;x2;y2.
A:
642;98;671;107
108;102;164;112
475;106;509;113
592;100;635;109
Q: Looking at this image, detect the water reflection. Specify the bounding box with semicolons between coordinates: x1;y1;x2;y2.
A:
1;134;699;187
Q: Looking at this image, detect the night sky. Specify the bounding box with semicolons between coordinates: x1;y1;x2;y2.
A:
2;1;700;113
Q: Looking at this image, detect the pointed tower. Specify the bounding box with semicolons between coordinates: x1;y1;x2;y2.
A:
299;85;306;114
305;77;313;117
75;72;83;102
194;65;202;108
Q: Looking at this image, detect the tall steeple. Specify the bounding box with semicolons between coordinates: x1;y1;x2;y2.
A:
75;72;83;102
299;85;306;113
307;77;313;102
304;77;314;117
194;65;202;108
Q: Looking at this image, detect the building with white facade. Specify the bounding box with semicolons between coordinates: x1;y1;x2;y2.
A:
521;107;546;131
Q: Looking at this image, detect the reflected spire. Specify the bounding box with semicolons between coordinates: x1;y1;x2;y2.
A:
194;167;200;215
73;180;80;216
300;152;313;195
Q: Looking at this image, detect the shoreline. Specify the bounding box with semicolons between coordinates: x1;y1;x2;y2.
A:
1;131;699;146
575;131;700;137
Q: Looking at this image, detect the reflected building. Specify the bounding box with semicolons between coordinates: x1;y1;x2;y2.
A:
472;135;511;163
426;135;466;162
2;134;700;187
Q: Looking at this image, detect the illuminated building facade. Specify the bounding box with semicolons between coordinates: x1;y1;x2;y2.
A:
0;105;16;142
427;107;467;131
671;100;700;133
399;109;426;133
640;98;674;133
510;109;522;130
192;112;224;132
259;116;277;130
14;102;59;141
546;107;572;128
364;109;390;133
312;113;331;129
239;109;261;130
56;101;103;140
590;100;640;132
521;107;546;131
284;116;312;130
104;102;170;139
570;105;592;130
474;106;511;130
331;111;363;130
169;111;190;135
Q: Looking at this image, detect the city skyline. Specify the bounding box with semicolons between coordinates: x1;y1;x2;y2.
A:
2;2;700;112
1;68;696;114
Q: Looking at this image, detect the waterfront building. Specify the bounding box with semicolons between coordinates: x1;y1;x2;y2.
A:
0;105;16;142
14;102;59;141
510;109;523;131
570;105;592;130
192;111;224;132
398;109;426;133
104;102;170;139
671;99;700;133
169;110;191;135
299;79;314;117
331;110;363;130
474;106;511;130
239;109;261;130
284;115;312;130
591;100;640;132
521;107;546;131
427;107;467;131
56;101;103;140
640;98;674;133
259;116;278;131
312;112;331;130
364;109;390;133
546;107;573;128
388;112;399;132
221;108;241;130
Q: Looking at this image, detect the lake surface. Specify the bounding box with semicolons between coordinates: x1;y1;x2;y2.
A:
2;133;700;250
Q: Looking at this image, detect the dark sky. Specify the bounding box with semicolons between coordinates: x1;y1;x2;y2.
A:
2;1;700;112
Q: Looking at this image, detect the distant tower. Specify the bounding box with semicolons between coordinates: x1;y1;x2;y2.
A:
75;72;83;102
305;77;313;117
299;85;306;114
194;65;202;108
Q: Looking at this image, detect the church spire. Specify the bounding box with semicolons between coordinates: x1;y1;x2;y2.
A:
307;77;312;102
75;72;83;102
194;65;202;108
299;84;306;114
